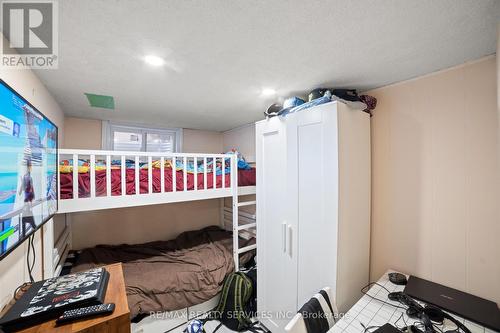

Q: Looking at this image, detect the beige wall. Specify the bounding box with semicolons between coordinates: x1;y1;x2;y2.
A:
223;123;256;162
0;36;65;308
70;200;222;249
497;25;500;156
183;128;223;153
368;56;500;304
64;119;225;249
63;117;102;149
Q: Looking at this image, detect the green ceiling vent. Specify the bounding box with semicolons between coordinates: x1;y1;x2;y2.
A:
84;93;115;110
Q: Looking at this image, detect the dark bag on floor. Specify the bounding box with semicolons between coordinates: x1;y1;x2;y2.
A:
203;272;265;332
244;267;257;317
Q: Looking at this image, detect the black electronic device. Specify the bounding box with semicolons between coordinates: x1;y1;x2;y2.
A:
388;272;408;285
56;303;115;325
387;292;434;333
388;291;473;333
0;268;109;332
404;275;500;332
373;323;404;333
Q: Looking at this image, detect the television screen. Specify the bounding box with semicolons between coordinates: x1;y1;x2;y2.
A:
0;79;58;260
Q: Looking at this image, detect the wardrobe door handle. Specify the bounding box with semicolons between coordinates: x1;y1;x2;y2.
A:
282;222;287;253
287;225;293;256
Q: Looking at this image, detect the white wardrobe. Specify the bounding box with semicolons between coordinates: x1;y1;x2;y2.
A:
256;101;371;332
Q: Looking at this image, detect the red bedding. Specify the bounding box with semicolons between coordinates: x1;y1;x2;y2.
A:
59;168;256;199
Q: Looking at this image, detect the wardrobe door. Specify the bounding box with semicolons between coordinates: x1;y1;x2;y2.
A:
288;104;340;308
256;118;297;333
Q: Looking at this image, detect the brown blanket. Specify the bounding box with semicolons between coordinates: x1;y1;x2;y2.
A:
71;226;254;318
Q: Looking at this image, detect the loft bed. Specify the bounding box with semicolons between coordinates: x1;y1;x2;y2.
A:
57;149;256;213
53;149;257;278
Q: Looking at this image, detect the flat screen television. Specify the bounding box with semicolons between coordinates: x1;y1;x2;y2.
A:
0;79;58;261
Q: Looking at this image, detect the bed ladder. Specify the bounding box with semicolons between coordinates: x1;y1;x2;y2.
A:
230;156;256;272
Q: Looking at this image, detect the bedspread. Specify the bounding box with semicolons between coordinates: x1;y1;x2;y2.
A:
70;226;254;318
59;167;256;199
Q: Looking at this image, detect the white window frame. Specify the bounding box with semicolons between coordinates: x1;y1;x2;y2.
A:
102;121;183;152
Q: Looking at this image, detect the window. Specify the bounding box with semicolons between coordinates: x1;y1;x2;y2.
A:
103;122;182;153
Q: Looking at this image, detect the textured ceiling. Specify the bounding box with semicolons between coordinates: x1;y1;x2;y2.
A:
34;0;499;131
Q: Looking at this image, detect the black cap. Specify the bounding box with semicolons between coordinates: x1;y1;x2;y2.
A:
264;103;282;118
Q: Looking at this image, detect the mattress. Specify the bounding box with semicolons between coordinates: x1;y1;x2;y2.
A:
59;167;256;199
70;226;255;319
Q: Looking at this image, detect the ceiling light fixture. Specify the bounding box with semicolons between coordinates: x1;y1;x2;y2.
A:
144;55;165;66
261;88;277;96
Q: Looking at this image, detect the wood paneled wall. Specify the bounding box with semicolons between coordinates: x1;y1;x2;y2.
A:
368;56;500;304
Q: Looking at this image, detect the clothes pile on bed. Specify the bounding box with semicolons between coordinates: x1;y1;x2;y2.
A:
69;226;255;319
58;149;251;175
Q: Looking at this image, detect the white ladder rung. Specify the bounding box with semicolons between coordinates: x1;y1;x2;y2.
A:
239;229;256;240
237;244;257;254
225;213;255;225
237;200;256;207
237;223;256;230
224;207;256;220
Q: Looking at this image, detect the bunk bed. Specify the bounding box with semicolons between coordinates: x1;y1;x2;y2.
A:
52;149;257;319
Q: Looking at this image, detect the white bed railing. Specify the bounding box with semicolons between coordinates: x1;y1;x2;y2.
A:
57;149;240;213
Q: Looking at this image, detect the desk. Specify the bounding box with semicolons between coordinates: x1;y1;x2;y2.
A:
18;263;130;333
329;271;496;333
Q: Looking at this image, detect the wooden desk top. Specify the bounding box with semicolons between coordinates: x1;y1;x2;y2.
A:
19;263;130;333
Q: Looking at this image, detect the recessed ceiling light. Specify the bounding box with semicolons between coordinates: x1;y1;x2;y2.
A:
144;55;165;66
261;88;276;96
